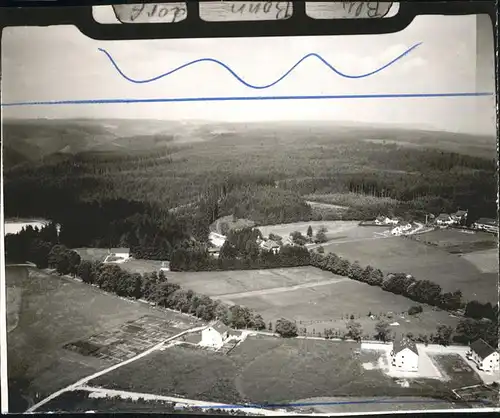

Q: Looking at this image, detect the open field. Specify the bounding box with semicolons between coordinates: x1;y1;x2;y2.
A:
7;287;22;333
215;272;459;338
429;354;484;389
454;385;499;406
4;219;48;236
75;249;165;274
168;267;346;297
293;396;459;413
460;249;499;274
39;390;177;413
90;335;461;410
257;221;386;241
305;192;398;210
5;266;201;412
413;229;497;254
323;236;497;304
116;266;460;338
120;259;165;274
64;314;194;363
74;247;111;263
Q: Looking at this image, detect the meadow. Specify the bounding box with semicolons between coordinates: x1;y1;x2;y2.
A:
412;229;497;254
90;335;459;408
168;266;345;297
460;249;498;274
165;266;458;338
322;236;497;304
5;266;200;412
257;221;385;241
39;391;177;413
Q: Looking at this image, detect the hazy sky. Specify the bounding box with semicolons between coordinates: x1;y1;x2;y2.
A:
1;14;496;134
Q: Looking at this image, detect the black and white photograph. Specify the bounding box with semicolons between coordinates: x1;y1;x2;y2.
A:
1;5;498;415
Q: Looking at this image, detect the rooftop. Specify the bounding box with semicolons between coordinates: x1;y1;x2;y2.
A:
475;218;498;226
393;338;418;355
211;321;231;334
470;338;497;359
109;248;130;253
261;240;280;249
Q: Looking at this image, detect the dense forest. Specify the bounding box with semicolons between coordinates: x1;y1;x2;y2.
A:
4;123;497;235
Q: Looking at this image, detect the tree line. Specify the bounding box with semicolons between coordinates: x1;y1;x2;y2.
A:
6;222;497;347
7;227;267;332
309;251;498;322
8;221;495;326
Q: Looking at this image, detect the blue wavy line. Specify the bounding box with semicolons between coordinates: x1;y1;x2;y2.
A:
98;42;423;89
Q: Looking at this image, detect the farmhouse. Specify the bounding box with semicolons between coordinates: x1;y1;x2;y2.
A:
260;239;281;254
200;321;241;349
375;216;399;226
208;247;220;258
436;213;454;226
160;261;170;272
209;231;226;248
451;210;468;224
467;339;500;372
390;338;419;372
391;223;412;236
104;248;130;264
472;218;499;235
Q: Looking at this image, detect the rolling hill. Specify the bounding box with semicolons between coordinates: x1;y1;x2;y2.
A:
2;118;495;170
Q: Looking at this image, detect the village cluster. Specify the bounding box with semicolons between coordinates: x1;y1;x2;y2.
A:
177;319;500;381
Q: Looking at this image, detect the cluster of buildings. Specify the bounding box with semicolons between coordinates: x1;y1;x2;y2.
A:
390;223;413;236
208;230;290;259
466;339;500;372
258;238;281;254
472;218;499;235
433;210;498;235
375;216;400;226
434;210;468;226
200;323;499;377
390;337;499;374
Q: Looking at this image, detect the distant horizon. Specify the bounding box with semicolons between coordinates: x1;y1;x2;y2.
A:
2;116;496;138
1;15;496;136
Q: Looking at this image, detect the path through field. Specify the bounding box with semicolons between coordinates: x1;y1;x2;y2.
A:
215;277;349;302
76;386;290;416
26;325;207;413
307;235;391;250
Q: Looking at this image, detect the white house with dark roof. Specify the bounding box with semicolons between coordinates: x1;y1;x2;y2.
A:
390;338;419;372
375;216;399;226
104;248;130;263
467;339;500;372
260;239;281;254
200;321;241;349
436;213;454;226
451;210;468;224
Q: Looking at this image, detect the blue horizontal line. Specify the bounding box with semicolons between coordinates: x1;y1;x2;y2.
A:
190;398;493;410
1;92;494;107
98;42;423;89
